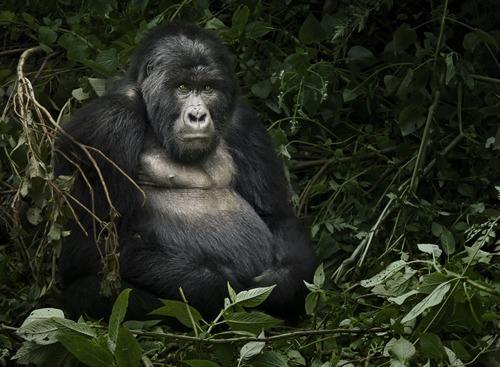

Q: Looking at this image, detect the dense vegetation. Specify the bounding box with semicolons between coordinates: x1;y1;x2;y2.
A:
1;0;499;366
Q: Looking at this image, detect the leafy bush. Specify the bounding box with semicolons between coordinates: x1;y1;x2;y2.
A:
1;0;499;366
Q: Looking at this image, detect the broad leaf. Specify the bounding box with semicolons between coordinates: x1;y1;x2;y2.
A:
234;285;275;308
20;308;65;327
419;333;446;359
151;299;203;328
183;360;221;367
360;260;407;287
109;288;131;344
384;337;416;364
393;23;417;54
401;282;451;323
239;331;265;361
299;14;326;44
115;326;142;367
251;350;289;367
17;319;60;345
225;311;281;334
57;333;114;367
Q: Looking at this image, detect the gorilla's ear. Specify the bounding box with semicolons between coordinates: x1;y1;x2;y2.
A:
146;62;154;77
138;62;153;82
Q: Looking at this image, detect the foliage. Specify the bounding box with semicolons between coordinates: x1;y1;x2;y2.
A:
1;0;499;366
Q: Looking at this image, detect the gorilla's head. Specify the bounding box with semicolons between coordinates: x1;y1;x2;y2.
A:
129;22;239;164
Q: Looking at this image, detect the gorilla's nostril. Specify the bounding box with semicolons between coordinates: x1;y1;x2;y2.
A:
186;108;208;126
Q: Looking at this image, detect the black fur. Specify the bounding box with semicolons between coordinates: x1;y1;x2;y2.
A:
55;22;318;323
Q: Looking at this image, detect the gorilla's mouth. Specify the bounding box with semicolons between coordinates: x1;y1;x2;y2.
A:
177;133;212;141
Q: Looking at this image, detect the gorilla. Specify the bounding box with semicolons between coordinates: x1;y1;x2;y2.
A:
55;22;318;323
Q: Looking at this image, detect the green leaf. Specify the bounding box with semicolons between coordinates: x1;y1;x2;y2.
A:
234;285;275;308
419;333;446;359
226;5;249;39
342;88;363;102
401;282;451;323
444;346;465;366
183;360;221;367
225;312;281;334
386;337;416;365
239;331;265;361
57;333;114;367
299;14;326;44
393;23;417;54
360;260;407;287
227;282;237;303
439;227;456;255
251;350;288;367
251;80;271;98
417;244;442;258
151;299;203;328
304;292;319;315
58;34;90;61
17;319;60;345
418;272;451;294
450;340;471;362
347;45;377;68
81;59;113;77
87;0;116;17
396;68;414;100
72;87;91;101
38;26;58;45
130;0;149;15
384;75;400;95
13;340;72;366
388;290;419;305
463;31;480;51
21;308;65;327
115;326;142;367
245;21;273;39
51;318;96;339
474;28;499;51
445;53;456;84
0;10;15;23
431;222;444;237
95;49;119;72
398;104;425;136
313;263;325;287
88;78;107;97
109;289;131;344
287;350;306;366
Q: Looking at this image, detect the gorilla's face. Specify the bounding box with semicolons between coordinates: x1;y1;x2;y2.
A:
138;33;238;164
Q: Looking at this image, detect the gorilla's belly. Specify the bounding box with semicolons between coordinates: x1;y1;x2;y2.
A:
135;187;275;273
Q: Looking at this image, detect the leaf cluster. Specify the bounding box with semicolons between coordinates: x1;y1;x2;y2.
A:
1;0;500;366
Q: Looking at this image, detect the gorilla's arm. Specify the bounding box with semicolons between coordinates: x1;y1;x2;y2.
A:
55;83;147;223
227;103;319;317
56;84;149;317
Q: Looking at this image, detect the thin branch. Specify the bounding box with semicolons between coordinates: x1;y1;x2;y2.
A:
409;88;441;193
128;326;390;344
471;74;500;85
290;146;397;172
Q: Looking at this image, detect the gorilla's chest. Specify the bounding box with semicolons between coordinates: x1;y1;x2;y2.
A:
136;137;247;215
137;137;234;191
133;136;274;265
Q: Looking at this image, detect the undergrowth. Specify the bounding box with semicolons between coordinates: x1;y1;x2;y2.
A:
1;0;499;366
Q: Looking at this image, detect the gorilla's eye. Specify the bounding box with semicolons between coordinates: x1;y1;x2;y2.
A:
203;85;213;92
178;84;190;92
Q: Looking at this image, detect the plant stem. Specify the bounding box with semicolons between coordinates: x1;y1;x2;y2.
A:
409;88;441;194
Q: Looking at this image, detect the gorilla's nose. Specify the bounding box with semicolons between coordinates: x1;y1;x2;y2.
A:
185;105;210;129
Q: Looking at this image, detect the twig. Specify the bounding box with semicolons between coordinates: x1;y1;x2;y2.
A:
291;146;397;172
333;132;463;283
409;88;441;193
132;326;391;344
